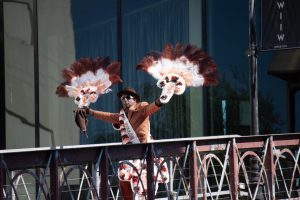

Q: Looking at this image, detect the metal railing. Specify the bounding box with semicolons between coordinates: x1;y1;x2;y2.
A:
1;133;300;200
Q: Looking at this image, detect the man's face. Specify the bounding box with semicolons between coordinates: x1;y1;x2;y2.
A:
120;94;136;109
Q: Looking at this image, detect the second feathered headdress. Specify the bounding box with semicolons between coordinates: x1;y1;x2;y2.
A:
137;43;218;103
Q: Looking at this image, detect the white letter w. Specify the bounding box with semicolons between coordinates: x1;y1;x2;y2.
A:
277;1;285;9
277;34;285;41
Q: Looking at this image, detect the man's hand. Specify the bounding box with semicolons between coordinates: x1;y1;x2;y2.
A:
155;98;163;107
74;107;89;133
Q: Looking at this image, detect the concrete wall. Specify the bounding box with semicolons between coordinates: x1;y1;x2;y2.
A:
4;0;78;149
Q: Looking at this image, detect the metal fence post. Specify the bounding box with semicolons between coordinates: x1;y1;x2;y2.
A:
100;147;109;199
189;141;198;199
0;155;4;199
147;144;155;200
229;139;239;200
265;136;275;200
50;150;59;200
199;154;206;200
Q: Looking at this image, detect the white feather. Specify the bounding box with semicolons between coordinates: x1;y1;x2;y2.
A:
147;57;205;87
65;67;114;107
65;85;79;97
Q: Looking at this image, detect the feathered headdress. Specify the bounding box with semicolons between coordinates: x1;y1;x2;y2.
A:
137;43;218;103
56;57;122;108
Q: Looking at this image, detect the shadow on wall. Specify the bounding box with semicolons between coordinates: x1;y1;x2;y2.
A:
6;108;55;146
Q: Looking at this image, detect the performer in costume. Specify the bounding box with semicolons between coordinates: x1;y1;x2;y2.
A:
56;57;169;199
87;87;161;144
79;87;169;200
57;43;218;199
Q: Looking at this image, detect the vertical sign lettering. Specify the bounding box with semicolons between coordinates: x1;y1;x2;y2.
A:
261;0;300;50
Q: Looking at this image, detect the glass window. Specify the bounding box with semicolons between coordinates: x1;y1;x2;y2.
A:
121;0;197;140
38;0;203;146
72;0;118;144
206;0;287;136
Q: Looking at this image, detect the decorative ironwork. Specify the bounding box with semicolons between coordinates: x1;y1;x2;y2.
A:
0;133;299;199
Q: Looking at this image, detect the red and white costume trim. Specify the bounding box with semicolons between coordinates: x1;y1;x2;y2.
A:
116;109;169;199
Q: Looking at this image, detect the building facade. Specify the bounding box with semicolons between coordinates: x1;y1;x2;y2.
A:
1;0;299;150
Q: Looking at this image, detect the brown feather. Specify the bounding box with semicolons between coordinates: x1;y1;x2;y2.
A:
148;51;161;60
186;49;203;63
136;56;155;71
109;75;123;84
183;44;198;60
106;62;120;75
71;58;93;76
106;62;123;84
61;68;76;82
56;84;68;97
199;58;217;74
162;43;175;60
59;57;118;82
203;73;219;86
137;51;161;71
174;43;185;58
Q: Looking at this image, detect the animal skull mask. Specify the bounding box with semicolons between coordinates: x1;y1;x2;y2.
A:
157;74;186;103
65;85;112;108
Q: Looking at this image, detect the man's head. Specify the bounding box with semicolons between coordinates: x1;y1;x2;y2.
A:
117;87;140;109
